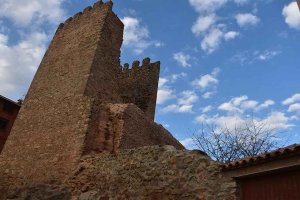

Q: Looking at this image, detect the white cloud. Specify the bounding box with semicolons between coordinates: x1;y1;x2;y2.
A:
201;28;223;53
189;0;228;13
218;96;275;113
121;17;150;54
157;78;174;105
195;111;293;131
234;0;250;5
173;52;192;67
256;100;275;111
288;103;300;113
180;138;196;149
162;104;194;113
235;13;260;27
257;50;280;61
195;114;246;130
178;91;199;105
121;16;161;54
157;74;188;105
0;31;48;98
224;31;240;41
193;68;220;91
202;105;213;113
232;49;281;65
240;100;258;110
169;73;187;82
162;90;199;114
157;89;174;105
192;14;216;36
282;93;300;105
0;0;66;26
202;92;214;99
262;112;293;130
189;1;240;53
282;2;300;30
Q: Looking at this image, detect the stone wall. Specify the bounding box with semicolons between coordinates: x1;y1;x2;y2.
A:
2;146;236;200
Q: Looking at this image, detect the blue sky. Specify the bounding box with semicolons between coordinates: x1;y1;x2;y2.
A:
0;0;300;149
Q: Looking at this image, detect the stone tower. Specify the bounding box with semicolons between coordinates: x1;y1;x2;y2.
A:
0;0;183;189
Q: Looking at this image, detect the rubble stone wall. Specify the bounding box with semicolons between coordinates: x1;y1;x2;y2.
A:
67;146;236;200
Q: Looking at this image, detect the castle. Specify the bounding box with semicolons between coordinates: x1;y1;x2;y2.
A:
0;1;236;199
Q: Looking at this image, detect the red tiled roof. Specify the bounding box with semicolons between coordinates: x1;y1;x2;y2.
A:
222;144;300;171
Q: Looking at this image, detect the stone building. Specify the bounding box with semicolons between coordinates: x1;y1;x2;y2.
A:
0;1;236;199
0;95;20;153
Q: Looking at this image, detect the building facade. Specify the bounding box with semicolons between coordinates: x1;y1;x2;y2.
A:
0;96;20;153
223;144;300;199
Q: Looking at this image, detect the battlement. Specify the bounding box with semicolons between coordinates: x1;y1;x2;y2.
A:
55;1;115;34
118;58;160;120
120;58;160;72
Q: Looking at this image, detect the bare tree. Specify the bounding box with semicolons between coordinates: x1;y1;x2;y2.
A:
192;118;280;163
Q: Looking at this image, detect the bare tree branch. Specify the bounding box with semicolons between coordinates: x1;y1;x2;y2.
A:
192;118;282;163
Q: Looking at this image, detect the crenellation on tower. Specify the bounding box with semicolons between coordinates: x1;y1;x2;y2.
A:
118;58;160;120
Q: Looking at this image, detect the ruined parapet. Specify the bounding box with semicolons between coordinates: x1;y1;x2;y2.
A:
118;58;160;120
0;0;124;186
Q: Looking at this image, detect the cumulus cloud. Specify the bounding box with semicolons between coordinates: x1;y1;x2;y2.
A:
201;28;224;53
195;111;293;131
235;13;260;27
233;0;250;5
256;100;275;111
282;93;300;105
257;50;280;61
218;96;275;113
173;52;192;67
180;138;196;149
232;49;281;65
282;2;300;29
0;31;48;98
288;103;300;114
202;105;213;113
162;91;199;113
192;14;216;36
189;0;228;13
121;16;161;54
224;31;240;41
0;0;66;26
202;92;214;99
189;0;240;53
192;68;220;92
157;78;174;105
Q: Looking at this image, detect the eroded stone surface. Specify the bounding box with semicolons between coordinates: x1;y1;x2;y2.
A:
67;146;235;200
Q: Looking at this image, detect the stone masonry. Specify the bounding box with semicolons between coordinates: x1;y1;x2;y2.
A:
0;1;236;199
0;0;183;190
4;146;235;200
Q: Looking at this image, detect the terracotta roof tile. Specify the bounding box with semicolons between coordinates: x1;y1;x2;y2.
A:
222;144;300;171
